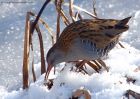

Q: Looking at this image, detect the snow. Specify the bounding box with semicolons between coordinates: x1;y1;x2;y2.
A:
1;46;140;99
0;0;140;99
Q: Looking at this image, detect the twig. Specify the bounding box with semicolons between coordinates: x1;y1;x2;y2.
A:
64;3;98;19
22;12;30;89
74;12;79;21
93;0;97;16
30;0;51;34
60;9;70;25
75;60;86;71
86;61;100;73
118;42;125;48
30;20;36;82
92;60;102;69
35;23;46;74
97;59;109;72
125;90;140;99
69;0;75;22
78;13;83;20
29;12;55;45
55;0;62;41
55;1;70;26
74;11;83;20
31;51;36;82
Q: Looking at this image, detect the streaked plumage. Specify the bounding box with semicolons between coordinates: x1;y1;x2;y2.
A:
45;17;131;79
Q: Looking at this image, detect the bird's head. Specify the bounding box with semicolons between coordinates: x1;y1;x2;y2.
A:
101;16;131;39
45;44;64;80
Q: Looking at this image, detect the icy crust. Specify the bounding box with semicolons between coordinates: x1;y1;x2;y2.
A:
2;44;140;99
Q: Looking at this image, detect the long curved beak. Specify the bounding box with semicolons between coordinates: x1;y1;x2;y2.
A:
45;64;53;81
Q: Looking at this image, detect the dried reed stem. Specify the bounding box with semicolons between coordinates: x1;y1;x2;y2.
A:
59;9;70;25
74;12;79;21
55;1;70;26
69;0;75;22
30;0;51;34
118;42;125;48
29;20;36;82
32;54;36;82
22;12;30;89
64;3;98;19
86;61;99;73
29;12;55;45
35;24;46;74
56;0;62;41
92;60;102;69
93;0;97;16
125;90;140;99
97;59;109;72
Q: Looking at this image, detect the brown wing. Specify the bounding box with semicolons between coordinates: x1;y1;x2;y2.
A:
56;19;117;52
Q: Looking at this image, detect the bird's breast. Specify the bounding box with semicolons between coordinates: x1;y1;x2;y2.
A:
64;38;117;61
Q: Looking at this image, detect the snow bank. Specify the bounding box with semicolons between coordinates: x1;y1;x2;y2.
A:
1;44;140;99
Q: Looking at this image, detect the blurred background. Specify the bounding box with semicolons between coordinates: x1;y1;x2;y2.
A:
0;0;140;91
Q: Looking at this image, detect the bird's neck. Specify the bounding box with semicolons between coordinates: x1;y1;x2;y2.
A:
50;46;66;66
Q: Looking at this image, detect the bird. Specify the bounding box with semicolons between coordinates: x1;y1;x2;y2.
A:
45;16;131;80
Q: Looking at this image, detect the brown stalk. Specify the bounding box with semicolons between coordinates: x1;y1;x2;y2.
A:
74;11;83;21
29;20;37;82
78;13;83;20
35;23;46;74
97;59;109;72
74;12;79;21
69;0;75;22
22;12;30;89
75;60;88;74
125;90;140;99
64;3;98;19
60;9;70;25
30;0;51;34
31;52;36;82
55;0;62;41
92;60;102;69
55;1;70;26
75;60;86;71
86;61;100;73
29;12;55;45
56;14;60;41
93;0;97;16
118;42;125;48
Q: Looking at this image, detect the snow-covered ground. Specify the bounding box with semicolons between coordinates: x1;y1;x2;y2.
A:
0;0;140;99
